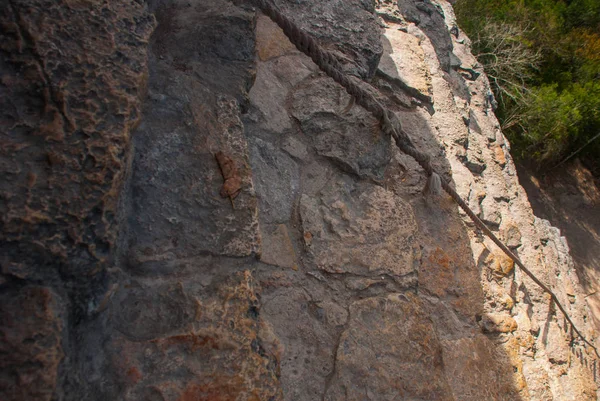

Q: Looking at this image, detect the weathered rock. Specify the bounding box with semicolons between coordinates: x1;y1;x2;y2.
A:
300;179;418;284
397;0;454;71
0;0;154;397
324;294;453;400
114;282;196;341
127;0;260;264
479;313;518;333
260;284;340;401
0;0;155;309
255;14;297;61
273;0;383;78
440;335;522;400
462;147;487;174
128;92;261;262
480;194;502;227
281;135;310;161
249;16;316;135
2;0;598;399
486;250;515;278
501;221;523;249
106;271;282;401
0;287;64;401
545;321;570;366
260;224;298;269
494;144;508;166
291;76;392;179
249;137;300;224
250;62;294;133
378;25;432;98
419;247;457;297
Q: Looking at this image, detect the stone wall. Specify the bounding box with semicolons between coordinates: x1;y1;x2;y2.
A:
1;0;597;400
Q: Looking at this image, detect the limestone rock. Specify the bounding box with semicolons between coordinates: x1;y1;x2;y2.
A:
260;285;339;401
128;0;260;263
300;180;418;284
249;137;300;224
463;147;487;174
291;76;392;179
419;247;460;297
397;0;454;71
273;0;383;78
281;135;310;161
260;224;298;270
129;92;261;261
501;221;523;249
0;0;155;310
378;26;432;98
325;294;453;401
256;14;297;61
440;336;522;400
486;251;515;278
2;0;598;399
0;287;64;401
545;321;570;366
106;271;282;401
250;62;294;133
479;313;518;333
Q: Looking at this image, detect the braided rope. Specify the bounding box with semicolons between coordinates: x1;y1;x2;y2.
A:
249;0;599;358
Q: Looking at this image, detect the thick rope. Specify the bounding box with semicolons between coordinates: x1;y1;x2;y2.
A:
249;0;599;359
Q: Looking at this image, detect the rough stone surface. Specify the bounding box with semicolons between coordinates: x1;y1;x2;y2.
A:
378;26;432;97
300;179;418;285
0;0;155;311
271;0;383;78
1;0;154;397
103;271;282;401
128;0;260;262
2;0;598;400
324;294;453;401
290;76;392;180
249;137;299;224
260;224;298;269
0;287;64;401
440;335;522;400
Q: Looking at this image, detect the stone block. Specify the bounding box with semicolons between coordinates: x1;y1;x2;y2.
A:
256;15;297;61
300;179;418;283
249;137;300;224
260;224;298;269
479;313;518;333
379;26;432;97
324;294;453;400
108;271;282;401
0;287;64;401
291;77;391;180
440;335;522;400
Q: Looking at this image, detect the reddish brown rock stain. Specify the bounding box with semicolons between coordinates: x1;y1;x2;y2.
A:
0;287;63;401
126;366;142;385
429;247;451;269
216;151;243;200
178;377;263;401
419;247;455;297
152;333;223;351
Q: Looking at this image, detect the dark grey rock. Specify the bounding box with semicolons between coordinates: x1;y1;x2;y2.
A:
249;137;300;224
291;76;392;180
273;0;383;78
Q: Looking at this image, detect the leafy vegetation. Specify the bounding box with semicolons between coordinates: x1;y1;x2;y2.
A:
454;0;600;172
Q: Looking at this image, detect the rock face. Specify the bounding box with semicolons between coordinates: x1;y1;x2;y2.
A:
1;0;598;400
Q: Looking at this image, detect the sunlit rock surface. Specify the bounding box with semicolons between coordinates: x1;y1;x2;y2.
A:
1;0;597;400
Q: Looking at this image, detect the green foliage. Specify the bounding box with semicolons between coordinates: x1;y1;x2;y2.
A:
454;0;600;169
